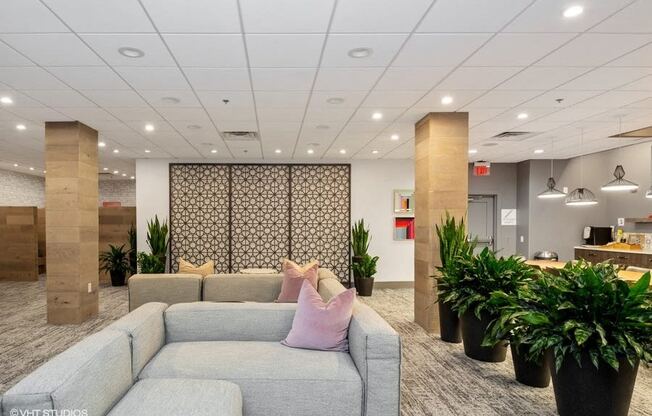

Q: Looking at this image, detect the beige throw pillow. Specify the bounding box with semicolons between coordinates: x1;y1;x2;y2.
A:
178;258;214;277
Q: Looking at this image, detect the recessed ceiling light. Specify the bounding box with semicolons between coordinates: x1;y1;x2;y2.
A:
468;149;478;154
187;124;201;130
16;124;26;130
103;167;108;171
144;149;151;153
348;47;373;58
339;149;346;154
161;96;180;104
275;149;282;154
517;112;529;120
0;96;13;105
43;170;46;174
211;149;218;154
121;173;127;177
29;167;34;171
326;97;345;105
113;170;119;174
130;176;135;180
534;149;545;154
316;124;330;130
13;163;18;167
307;149;314;154
113;149;119;154
144;124;154;132
372;112;383;120
118;47;145;58
390;134;399;141
441;95;454;105
563;5;584;18
98;141;106;147
372;150;379;154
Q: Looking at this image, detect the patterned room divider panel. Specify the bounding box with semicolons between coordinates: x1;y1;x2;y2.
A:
169;164;230;273
169;163;350;284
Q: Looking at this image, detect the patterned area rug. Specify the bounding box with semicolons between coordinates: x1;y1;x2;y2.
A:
1;281;650;415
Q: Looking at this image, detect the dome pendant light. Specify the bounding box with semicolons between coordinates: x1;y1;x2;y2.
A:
538;139;566;199
566;128;598;206
646;145;652;199
601;118;639;192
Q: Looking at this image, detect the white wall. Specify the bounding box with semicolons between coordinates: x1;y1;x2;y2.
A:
134;159;415;282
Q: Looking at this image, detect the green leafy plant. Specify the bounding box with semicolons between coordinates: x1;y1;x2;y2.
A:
99;244;130;275
497;260;652;371
127;223;137;275
351;254;379;279
146;215;169;258
137;252;165;274
434;213;476;296
351;219;370;258
442;247;538;318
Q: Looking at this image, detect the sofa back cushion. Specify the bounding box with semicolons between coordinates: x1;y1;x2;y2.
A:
165;302;297;343
107;302;167;378
203;273;283;302
2;330;132;416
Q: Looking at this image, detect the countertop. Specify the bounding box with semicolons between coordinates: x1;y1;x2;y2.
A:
525;260;647;284
574;245;652;255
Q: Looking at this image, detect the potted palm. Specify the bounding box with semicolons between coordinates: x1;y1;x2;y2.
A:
510;261;651;416
435;213;476;343
99;244;131;286
351;254;379;296
146;215;169;270
137;252;165;274
351;219;371;290
443;248;537;362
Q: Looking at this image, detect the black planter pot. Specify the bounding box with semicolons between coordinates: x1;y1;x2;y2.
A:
355;276;374;296
511;344;550;388
438;301;461;343
110;270;126;287
549;352;639;416
460;309;507;362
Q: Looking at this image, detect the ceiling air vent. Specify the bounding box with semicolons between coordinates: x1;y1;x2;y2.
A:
223;131;259;141
491;131;539;141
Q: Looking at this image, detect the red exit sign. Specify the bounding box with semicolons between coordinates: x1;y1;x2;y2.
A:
473;161;491;176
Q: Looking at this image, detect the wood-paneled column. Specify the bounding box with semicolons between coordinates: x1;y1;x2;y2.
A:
45;121;99;324
414;112;468;332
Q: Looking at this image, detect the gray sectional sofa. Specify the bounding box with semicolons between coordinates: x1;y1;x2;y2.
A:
2;273;401;416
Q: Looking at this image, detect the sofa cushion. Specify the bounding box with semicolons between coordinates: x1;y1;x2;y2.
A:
107;302;167;378
2;330;132;416
128;273;202;311
203;273;283;302
165;302;296;343
107;378;242;416
139;341;362;416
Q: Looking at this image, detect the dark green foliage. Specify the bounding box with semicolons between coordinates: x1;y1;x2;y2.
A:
137;252;165;274
351;219;370;257
352;254;379;279
99;244;130;275
127;223;137;275
434;213;476;299
146;215;169;257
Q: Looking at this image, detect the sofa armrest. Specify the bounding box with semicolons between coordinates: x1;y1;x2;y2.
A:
348;303;401;416
107;302;168;378
128;273;201;311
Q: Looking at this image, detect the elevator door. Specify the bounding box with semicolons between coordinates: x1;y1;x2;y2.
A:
468;195;496;253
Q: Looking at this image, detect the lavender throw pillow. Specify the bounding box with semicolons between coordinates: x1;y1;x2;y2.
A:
282;280;355;352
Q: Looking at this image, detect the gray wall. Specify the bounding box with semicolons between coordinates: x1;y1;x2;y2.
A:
516;161;530;255
469;163;518;255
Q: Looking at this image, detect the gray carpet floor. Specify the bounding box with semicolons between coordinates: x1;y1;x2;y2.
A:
0;281;650;415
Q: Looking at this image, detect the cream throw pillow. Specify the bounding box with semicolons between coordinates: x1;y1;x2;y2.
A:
178;258;214;277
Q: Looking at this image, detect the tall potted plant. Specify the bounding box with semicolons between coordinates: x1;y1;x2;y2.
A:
351;219;371;290
99;244;131;286
351;254;379;296
443;248;536;362
510;261;651;416
146;215;169;270
127;223;137;276
435;213;476;343
137;252;165;274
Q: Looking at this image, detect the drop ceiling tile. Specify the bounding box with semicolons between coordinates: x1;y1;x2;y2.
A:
0;42;34;66
505;0;635;33
374;67;451;91
207;106;257;122
467;108;509;126
254;91;309;108
240;0;335;33
361;90;424;108
303;107;355;123
608;43;652;67
246;35;324;68
465;33;575;66
197;91;254;108
465;90;543;108
537;107;608;122
0;90;42;107
418;0;533;33
114;67;189;90
257;121;301;135
522;90;601;108
23;90;96;107
620;75;652;91
164;34;246;67
594;1;652;33
215;120;258;131
321;34;408;68
59;107;118;121
393;34;492;67
251;68;316;91
0;34;102;66
141;0;240;33
535;34;652;67
105;107;163;121
257;107;305;122
139;90;201;108
308;91;368;108
331;0;431;33
351;108;404;123
81;34;175;67
497;67;591;91
558;67;652;90
184;68;251;90
81;90;147;107
42;0;154;32
314;67;383;91
46;66;130;90
574;90;652;109
0;0;69;33
414;89;486;109
156;107;209;121
439;67;523;90
6;106;70;121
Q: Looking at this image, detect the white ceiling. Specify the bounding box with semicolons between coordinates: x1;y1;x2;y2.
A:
1;0;652;179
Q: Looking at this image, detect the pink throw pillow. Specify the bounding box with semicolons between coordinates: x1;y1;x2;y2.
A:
282;280;355;352
276;260;319;303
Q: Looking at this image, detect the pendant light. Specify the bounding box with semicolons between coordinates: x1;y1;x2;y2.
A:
566;128;598;206
601;117;639;192
538;139;566;199
646;145;652;199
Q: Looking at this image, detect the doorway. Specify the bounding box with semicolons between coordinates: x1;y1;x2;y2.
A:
467;195;497;253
